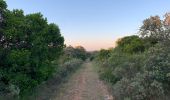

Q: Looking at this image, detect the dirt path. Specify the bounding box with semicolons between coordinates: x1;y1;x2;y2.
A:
53;62;113;100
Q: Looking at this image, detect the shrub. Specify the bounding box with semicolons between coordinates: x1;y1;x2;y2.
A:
113;73;165;100
144;43;170;91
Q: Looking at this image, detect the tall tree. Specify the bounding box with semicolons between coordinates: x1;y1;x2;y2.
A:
139;15;170;43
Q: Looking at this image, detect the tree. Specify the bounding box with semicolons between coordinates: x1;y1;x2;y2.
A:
63;45;87;60
0;0;64;96
139;14;170;43
116;35;145;53
164;13;170;26
0;0;6;10
139;16;162;39
74;46;87;60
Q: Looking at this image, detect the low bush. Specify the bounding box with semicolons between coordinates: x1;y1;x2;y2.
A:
113;73;165;100
55;58;83;80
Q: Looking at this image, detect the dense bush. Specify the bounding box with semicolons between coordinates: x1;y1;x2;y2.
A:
17;58;83;100
113;73;164;100
56;58;83;79
116;35;145;53
0;1;86;99
95;13;170;100
144;43;170;91
0;0;64;97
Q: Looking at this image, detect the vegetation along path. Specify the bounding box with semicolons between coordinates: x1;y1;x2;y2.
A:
53;61;113;100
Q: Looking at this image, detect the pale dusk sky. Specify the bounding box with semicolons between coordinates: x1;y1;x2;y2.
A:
6;0;170;51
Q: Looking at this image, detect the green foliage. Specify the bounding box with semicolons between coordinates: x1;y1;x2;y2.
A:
144;43;170;91
56;58;83;78
113;74;164;100
64;46;87;61
96;45;169;99
20;58;83;100
99;67;119;85
0;0;7;10
97;49;111;61
0;0;64;97
74;46;87;60
96;13;170;100
116;35;145;53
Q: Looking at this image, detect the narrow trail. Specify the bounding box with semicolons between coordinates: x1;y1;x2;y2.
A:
53;62;113;100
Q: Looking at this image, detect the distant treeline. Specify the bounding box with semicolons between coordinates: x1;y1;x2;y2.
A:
95;14;170;100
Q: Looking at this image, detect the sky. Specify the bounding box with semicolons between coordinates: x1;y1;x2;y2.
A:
6;0;170;51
